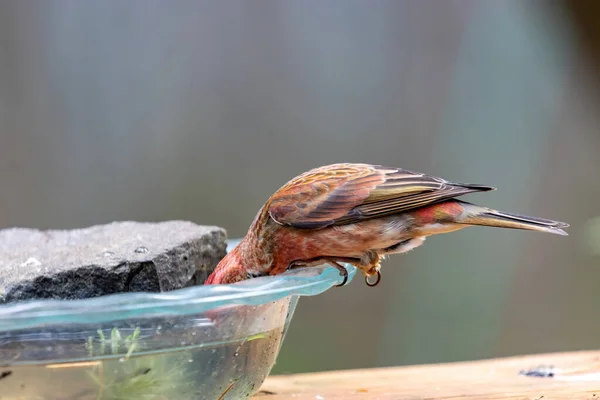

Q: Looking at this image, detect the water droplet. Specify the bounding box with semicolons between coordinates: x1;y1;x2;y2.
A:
191;332;196;336
134;246;149;254
234;351;239;357
119;358;125;362
188;359;193;363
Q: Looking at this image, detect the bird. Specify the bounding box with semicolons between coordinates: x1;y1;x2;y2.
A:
204;163;569;287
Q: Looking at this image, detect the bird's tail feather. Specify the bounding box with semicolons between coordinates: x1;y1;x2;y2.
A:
457;201;569;236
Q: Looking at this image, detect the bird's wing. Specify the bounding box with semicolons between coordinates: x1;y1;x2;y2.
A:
267;163;495;229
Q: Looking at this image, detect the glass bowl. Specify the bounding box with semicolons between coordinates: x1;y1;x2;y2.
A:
0;239;356;400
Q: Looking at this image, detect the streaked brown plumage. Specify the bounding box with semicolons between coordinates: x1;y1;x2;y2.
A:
205;163;569;286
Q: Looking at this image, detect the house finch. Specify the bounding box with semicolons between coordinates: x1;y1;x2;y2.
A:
205;163;568;287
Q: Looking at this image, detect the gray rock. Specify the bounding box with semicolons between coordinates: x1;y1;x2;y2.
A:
0;221;227;303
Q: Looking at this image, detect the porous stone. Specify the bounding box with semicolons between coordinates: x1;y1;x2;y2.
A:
0;221;227;303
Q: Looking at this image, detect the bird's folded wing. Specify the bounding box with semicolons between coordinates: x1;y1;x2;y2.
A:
267;163;494;229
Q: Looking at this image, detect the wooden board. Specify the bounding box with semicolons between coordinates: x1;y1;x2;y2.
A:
253;351;600;399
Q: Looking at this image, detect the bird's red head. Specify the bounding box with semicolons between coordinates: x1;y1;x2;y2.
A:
203;245;250;327
204;244;247;285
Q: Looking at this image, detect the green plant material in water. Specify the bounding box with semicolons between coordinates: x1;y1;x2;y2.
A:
87;352;196;400
244;333;267;342
85;327;196;400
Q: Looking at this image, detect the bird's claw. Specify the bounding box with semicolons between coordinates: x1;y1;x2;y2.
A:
288;258;351;287
323;259;349;287
365;269;381;287
334;267;349;287
359;256;383;287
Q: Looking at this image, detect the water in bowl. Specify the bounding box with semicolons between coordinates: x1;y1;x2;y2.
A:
0;327;283;400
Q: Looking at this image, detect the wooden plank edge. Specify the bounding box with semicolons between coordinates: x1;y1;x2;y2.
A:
253;350;600;400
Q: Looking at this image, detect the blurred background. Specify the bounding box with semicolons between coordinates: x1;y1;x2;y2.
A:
1;0;599;374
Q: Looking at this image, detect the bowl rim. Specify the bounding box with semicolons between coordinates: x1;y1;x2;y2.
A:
0;239;356;331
